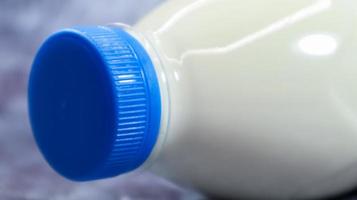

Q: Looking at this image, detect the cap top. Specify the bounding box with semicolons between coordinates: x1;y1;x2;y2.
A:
29;26;161;181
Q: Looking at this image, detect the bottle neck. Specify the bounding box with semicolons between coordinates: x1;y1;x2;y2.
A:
110;24;171;170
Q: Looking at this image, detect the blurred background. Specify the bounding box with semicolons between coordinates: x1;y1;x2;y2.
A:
0;0;204;199
2;0;357;200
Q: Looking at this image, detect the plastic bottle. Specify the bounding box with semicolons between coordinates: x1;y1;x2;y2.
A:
28;0;357;199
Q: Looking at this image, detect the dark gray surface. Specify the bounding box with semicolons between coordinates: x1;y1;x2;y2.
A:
0;1;203;199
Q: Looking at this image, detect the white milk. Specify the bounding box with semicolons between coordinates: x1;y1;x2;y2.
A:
29;0;357;199
131;0;357;199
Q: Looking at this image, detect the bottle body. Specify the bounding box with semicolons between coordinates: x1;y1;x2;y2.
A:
28;0;357;199
133;0;357;199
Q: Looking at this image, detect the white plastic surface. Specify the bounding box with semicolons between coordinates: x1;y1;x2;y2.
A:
133;0;357;199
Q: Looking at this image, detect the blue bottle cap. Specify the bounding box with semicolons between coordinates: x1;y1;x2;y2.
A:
28;26;161;181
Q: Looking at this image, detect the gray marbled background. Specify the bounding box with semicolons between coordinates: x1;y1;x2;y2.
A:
2;0;357;199
0;0;203;199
